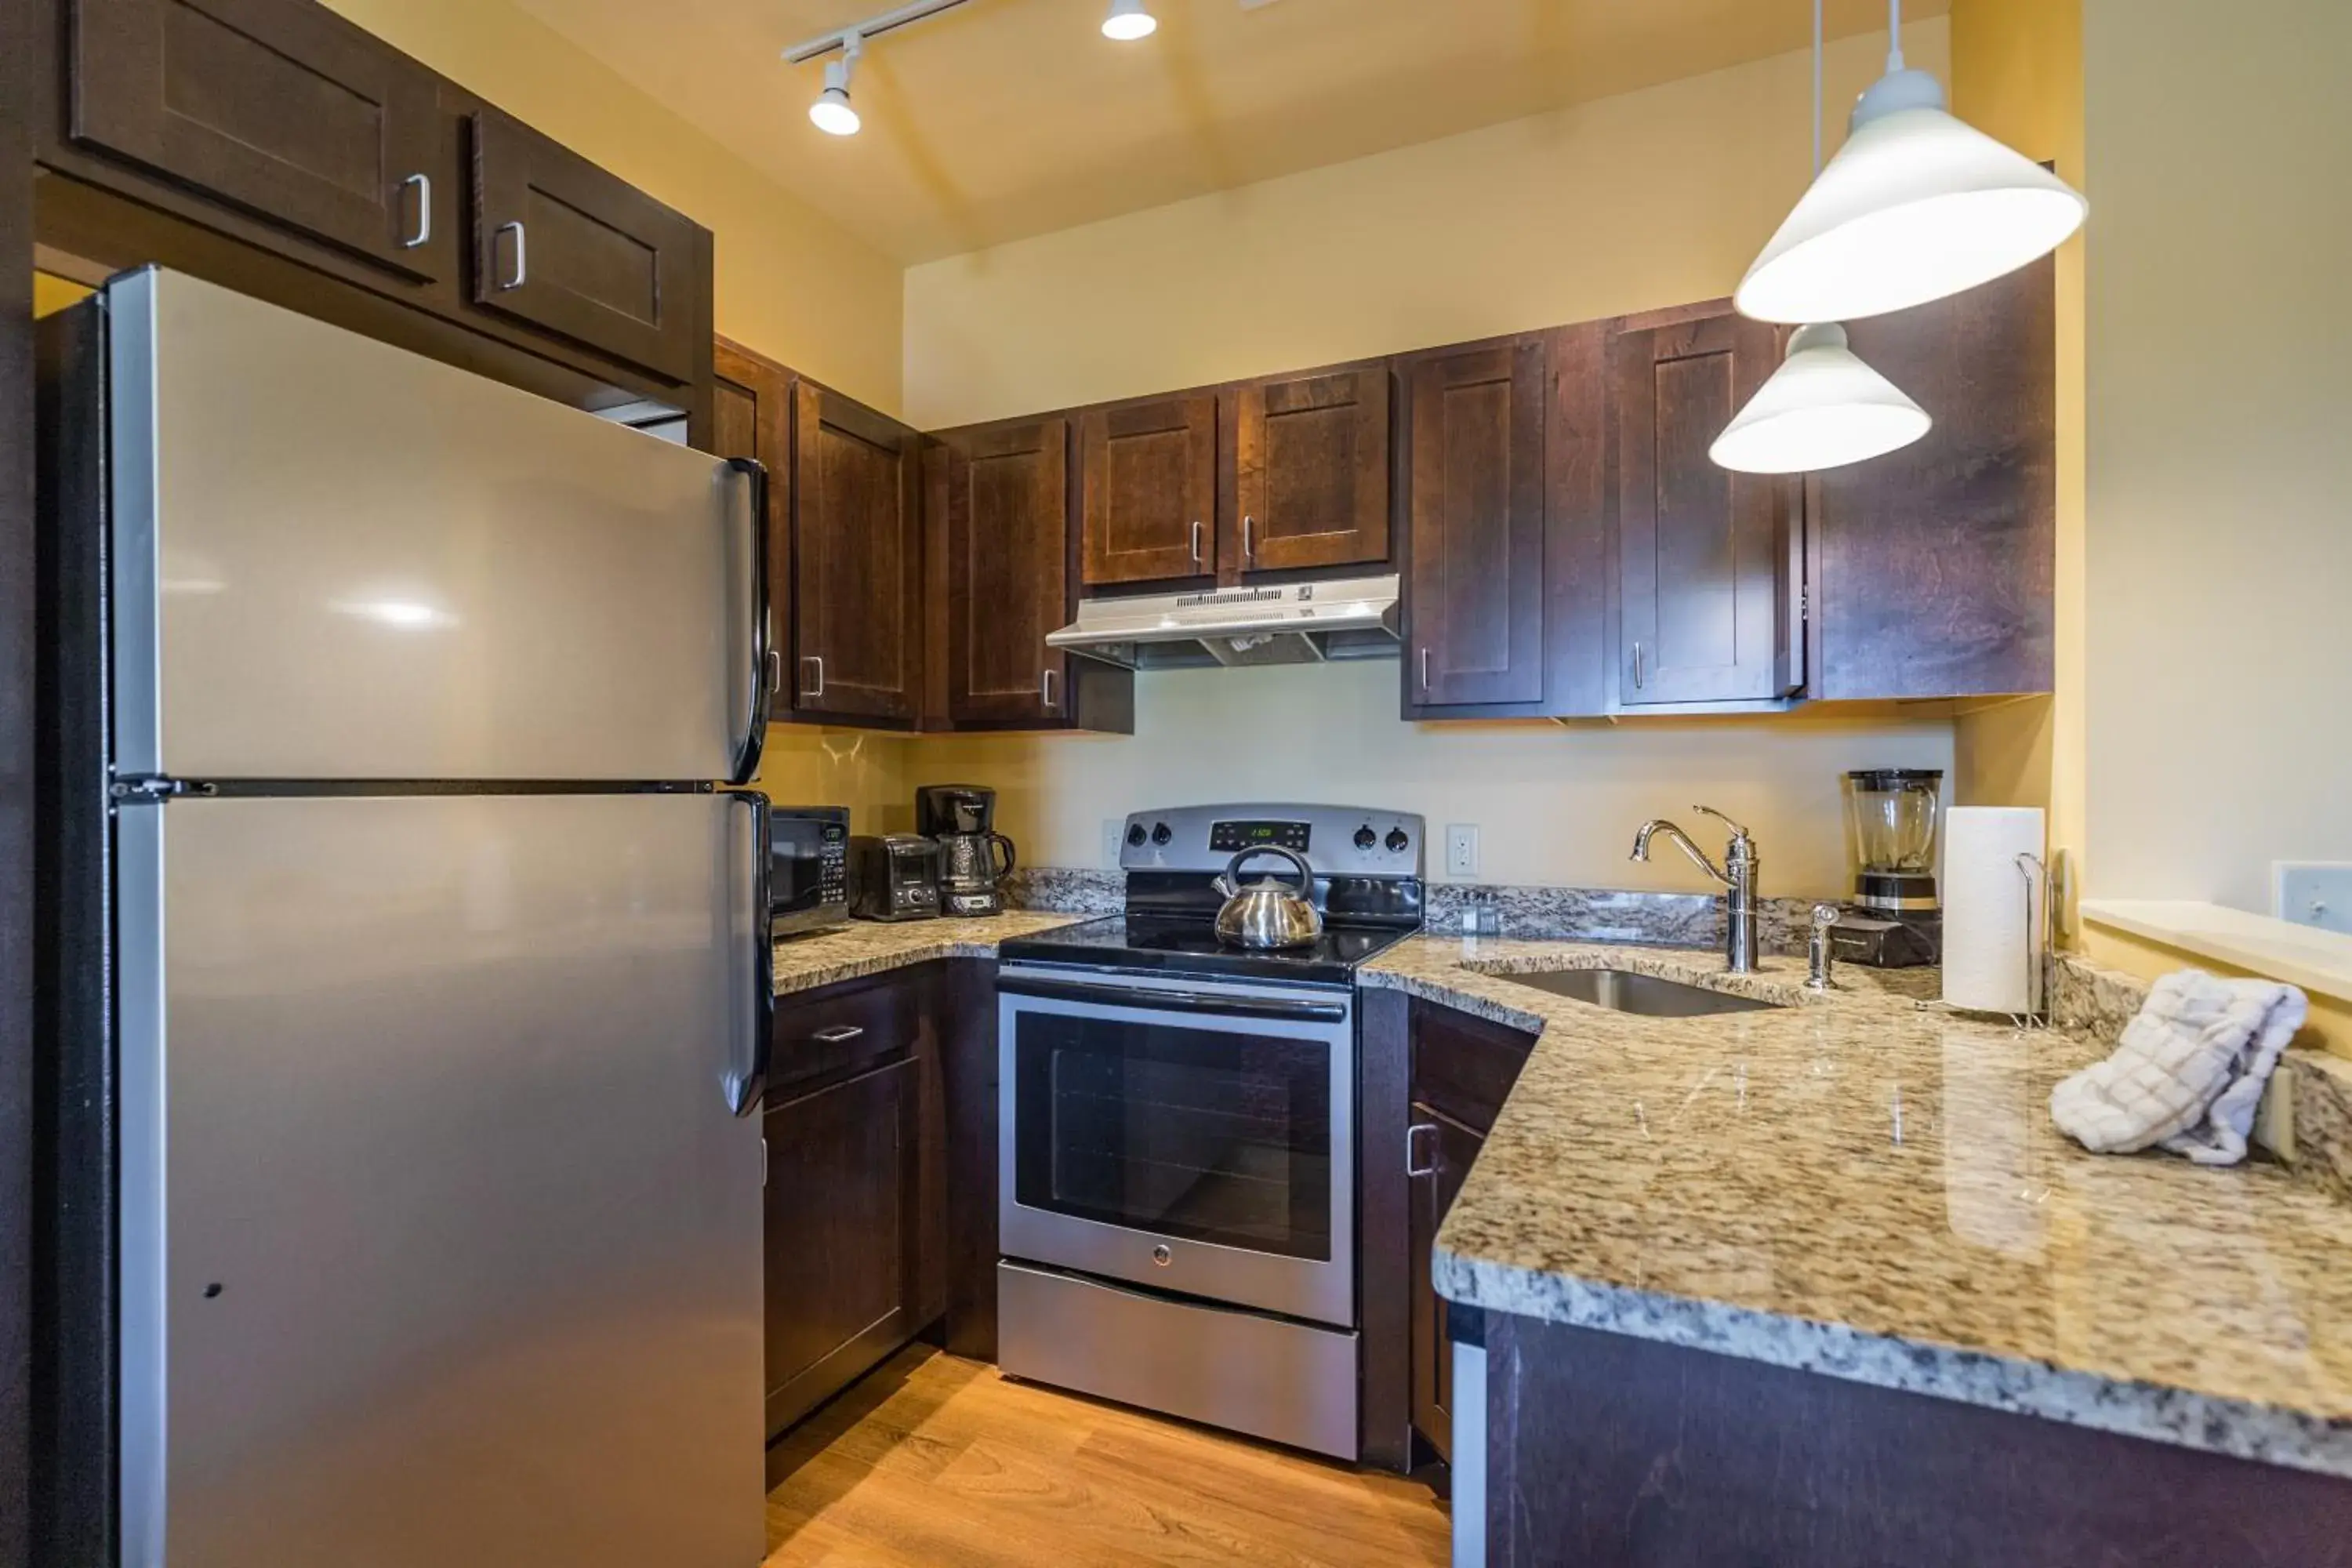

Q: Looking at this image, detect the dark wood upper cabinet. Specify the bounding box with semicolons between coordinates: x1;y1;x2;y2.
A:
762;1056;921;1439
1079;393;1216;585
67;0;449;282
1404;337;1548;708
1611;307;1798;707
470;109;705;384
1229;364;1392;575
713;339;793;721
941;418;1071;725
793;380;921;724
1809;259;2056;700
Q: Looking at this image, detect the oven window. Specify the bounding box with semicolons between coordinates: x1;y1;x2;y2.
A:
1013;1011;1330;1261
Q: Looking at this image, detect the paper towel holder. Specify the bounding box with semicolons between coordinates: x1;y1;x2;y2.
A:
2014;851;2051;1028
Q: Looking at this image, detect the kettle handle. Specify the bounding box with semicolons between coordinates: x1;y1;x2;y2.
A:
1220;844;1313;896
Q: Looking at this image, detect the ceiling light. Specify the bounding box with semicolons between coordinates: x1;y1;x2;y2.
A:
808;38;862;136
1710;324;1931;474
1102;0;1157;40
1735;0;2087;323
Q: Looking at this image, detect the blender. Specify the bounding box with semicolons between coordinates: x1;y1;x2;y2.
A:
1832;768;1944;968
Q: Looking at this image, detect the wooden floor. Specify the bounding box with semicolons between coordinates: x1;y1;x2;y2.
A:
763;1346;1451;1567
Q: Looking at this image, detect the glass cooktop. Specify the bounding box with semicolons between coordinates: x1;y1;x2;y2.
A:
997;914;1415;987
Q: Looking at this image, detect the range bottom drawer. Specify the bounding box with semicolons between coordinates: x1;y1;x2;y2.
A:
998;1262;1359;1461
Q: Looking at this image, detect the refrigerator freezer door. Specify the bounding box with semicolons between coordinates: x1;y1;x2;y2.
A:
116;793;766;1568
108;269;760;783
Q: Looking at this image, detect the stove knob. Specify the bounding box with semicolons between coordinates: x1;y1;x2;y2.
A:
1125;822;1148;848
1151;822;1173;847
1353;825;1377;851
1385;827;1410;854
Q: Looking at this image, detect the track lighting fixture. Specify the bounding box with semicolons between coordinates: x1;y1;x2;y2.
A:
808;34;862;136
1102;0;1157;41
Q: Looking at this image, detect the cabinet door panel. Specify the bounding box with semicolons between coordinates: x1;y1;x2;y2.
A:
1409;1102;1483;1462
1406;339;1546;707
70;0;448;281
472;110;703;383
763;1058;919;1438
794;383;920;722
1811;260;2056;699
713;340;793;723
1613;310;1795;706
946;419;1070;725
1080;394;1215;585
1233;365;1390;574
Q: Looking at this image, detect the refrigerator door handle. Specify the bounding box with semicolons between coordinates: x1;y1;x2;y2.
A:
726;791;775;1117
727;457;772;786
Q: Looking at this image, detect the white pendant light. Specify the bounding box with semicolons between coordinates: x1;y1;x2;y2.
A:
1714;0;1929;474
1710;324;1930;473
1102;0;1157;41
1735;0;2086;323
809;36;862;136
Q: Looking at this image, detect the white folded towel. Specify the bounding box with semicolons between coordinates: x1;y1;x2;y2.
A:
2049;969;2307;1165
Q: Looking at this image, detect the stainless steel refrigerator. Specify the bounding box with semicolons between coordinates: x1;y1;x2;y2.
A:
37;269;775;1566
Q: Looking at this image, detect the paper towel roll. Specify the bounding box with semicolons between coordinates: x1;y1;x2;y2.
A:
1942;807;2047;1014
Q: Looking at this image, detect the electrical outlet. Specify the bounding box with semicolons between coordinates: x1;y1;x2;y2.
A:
1102;818;1126;868
2274;862;2352;935
1445;824;1479;879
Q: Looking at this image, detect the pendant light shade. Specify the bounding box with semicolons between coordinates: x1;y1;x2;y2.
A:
1102;0;1157;40
1710;323;1931;474
808;44;862;136
1735;69;2086;324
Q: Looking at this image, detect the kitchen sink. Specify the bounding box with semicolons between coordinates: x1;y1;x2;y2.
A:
1498;967;1784;1017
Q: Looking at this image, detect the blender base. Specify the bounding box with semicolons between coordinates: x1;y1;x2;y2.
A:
1829;909;1943;968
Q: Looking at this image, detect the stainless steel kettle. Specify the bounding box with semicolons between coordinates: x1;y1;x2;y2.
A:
1212;846;1323;949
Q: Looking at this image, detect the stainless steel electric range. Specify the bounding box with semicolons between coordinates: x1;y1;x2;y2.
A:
993;803;1426;1461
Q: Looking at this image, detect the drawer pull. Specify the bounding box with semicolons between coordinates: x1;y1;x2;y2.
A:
810;1024;866;1045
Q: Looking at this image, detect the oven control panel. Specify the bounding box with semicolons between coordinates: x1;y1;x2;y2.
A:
1121;804;1425;877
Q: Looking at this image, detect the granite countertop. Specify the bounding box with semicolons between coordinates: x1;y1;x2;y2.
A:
1361;935;2352;1478
772;911;1093;996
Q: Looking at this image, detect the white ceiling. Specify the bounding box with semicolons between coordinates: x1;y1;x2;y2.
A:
513;0;1950;263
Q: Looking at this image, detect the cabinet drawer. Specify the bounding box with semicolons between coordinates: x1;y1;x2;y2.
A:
69;0;450;282
1410;1001;1536;1135
470;109;705;383
771;972;922;1097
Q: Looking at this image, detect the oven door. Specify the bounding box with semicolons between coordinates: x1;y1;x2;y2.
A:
997;967;1355;1328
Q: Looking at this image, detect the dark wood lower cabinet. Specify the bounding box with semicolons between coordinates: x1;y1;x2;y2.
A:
1406;1102;1482;1464
761;1055;921;1439
1477;1312;2352;1568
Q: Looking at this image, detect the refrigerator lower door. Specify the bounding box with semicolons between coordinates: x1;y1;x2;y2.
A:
107;268;762;784
115;793;766;1568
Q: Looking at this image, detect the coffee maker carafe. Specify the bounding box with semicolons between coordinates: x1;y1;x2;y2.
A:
916;785;1016;917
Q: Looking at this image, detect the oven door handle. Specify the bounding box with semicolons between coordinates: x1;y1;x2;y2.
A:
998;975;1349;1024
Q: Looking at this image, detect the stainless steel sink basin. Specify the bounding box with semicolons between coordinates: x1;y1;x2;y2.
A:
1498;967;1784;1017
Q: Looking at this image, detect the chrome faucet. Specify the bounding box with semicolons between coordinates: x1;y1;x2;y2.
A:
1630;806;1760;974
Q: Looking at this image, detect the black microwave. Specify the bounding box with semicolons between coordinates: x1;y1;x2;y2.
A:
768;804;851;938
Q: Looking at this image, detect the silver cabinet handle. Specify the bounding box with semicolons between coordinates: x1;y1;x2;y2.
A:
399;172;431;249
800;654;825;699
1189;519;1204;567
1406;1122;1438;1178
810;1024;864;1045
1243;514;1256;564
1632;640;1646;688
1040;667;1059;711
766;649;783;695
1420;648;1432;694
495;220;528;289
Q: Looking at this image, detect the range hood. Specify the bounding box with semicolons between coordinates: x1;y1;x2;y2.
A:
1047;574;1402;670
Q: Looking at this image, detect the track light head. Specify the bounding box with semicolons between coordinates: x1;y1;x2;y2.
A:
809;36;862;136
1102;0;1156;41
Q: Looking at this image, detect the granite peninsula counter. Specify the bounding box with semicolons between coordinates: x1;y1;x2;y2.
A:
1359;935;2352;1479
771;911;1092;996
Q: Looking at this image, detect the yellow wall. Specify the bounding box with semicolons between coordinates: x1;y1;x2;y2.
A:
319;0;905;417
33;272;93;318
902;20;1948;428
1946;0;2083;892
2078;0;2352;915
899;23;1958;898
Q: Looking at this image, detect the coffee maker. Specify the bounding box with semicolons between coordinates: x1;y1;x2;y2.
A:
916;785;1017;918
1831;768;1944;967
